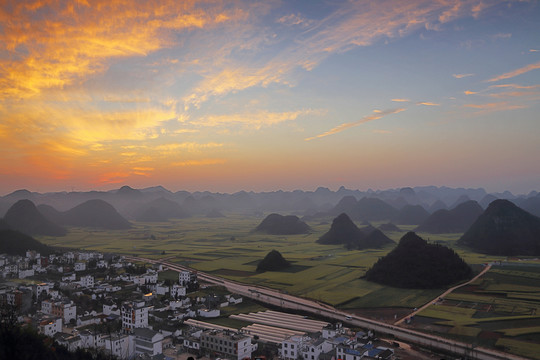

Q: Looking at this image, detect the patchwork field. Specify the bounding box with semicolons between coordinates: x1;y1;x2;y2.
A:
38;214;512;310
412;263;540;359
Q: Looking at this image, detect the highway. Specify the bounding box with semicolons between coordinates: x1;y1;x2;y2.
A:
125;255;528;360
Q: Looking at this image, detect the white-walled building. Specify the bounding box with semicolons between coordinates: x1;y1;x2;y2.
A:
179;270;197;286
74;262;86;272
121;301;149;332
170;284;186;299
200;329;257;360
133;328;163;357
79;275;94;288
281;335;308;360
39;317;62;337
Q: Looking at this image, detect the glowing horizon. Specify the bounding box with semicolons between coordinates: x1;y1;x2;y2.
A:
1;1;539;195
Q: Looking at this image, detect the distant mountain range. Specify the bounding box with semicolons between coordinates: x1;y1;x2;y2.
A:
4;199;66;236
2;185;536;221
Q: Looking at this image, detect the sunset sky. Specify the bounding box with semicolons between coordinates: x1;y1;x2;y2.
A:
1;0;539;195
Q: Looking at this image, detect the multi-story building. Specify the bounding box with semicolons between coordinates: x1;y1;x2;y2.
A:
281;335;307;360
80;275;94;288
170;284;186;299
133;328;163;357
121;301;149;332
179;270;197;286
42;300;77;324
200;329;257;360
74;261;86;272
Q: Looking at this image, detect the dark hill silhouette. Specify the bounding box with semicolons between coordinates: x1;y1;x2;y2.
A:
365;232;472;288
395;204;429;225
450;194;471;209
256;249;291;272
318;213;393;250
4;200;66;236
458;200;540;256
37;204;64;224
518;193;540;218
206;209;225;218
332;196;358;215
356;197;399;221
134;197;189;222
0;229;53;256
255;213;311;235
416;200;483;233
0;218;10;230
116;185;143;197
378;223;402;232
428;199;447;213
63;199;131;229
479;194;498;209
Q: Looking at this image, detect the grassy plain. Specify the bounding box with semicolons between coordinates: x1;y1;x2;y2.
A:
38;214;511;310
37;214;540;359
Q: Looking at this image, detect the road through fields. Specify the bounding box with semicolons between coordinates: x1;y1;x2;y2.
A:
125;255;527;360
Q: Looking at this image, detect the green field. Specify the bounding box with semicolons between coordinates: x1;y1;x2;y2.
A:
38;214;515;310
414;264;540;359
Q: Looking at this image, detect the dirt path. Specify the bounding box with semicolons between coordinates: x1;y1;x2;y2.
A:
393;263;492;325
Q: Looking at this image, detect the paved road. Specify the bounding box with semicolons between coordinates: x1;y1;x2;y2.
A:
394;263;493;325
126;256;528;360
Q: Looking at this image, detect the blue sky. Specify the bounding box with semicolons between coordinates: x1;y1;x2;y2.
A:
0;0;539;194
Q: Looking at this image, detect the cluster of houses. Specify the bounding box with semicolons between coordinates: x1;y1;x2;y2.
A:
1;249;395;360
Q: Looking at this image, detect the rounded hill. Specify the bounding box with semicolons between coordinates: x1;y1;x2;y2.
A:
255;213;311;235
458;199;540;256
365;232;472;288
4;199;66;236
256;249;291;272
318;213;393;250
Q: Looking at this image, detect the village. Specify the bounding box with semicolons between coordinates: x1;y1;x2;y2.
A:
0;250;395;360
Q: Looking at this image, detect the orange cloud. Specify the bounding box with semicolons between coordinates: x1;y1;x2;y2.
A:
487;61;540;82
453;73;474;79
0;0;238;98
196;109;318;129
391;98;410;102
416;101;440;106
463;101;526;113
305;108;405;141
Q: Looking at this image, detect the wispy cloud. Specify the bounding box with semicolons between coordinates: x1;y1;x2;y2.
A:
171;159;226;167
463;101;526;114
305;108;405;141
391;98;410;102
453;73;474;79
196;109;318;129
416;101;440;106
487;61;540;82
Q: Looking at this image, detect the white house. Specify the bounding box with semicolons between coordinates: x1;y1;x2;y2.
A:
39;317;62;337
133;328;163;357
200;329;257;360
281;335;308;360
170;284;186;299
74;262;86;272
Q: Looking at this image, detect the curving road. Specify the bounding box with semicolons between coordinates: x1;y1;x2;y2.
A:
394;263;493;325
125;256;528;360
